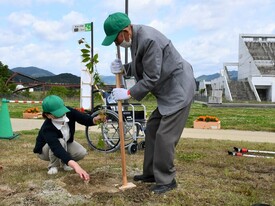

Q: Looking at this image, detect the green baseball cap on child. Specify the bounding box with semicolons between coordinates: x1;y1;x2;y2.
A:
102;12;131;46
42;95;70;117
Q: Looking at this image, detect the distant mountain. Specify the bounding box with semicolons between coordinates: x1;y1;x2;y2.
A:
36;73;116;85
37;73;80;84
196;70;238;81
12;66;55;78
10;66;116;85
37;74;115;85
11;66;237;85
196;73;220;82
38;74;115;85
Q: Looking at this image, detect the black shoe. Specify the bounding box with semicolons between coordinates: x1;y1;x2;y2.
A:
133;174;156;182
151;179;177;194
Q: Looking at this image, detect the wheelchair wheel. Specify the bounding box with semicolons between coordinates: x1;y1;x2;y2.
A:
138;141;145;150
128;142;138;155
85;109;135;153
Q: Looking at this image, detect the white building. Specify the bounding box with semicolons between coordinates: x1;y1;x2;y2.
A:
199;34;275;103
238;34;275;102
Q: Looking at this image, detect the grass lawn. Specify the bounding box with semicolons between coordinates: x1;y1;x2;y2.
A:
1;96;275;205
0;130;274;206
6;98;275;132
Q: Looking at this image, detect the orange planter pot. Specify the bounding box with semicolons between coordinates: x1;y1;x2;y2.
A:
23;113;42;119
193;121;221;129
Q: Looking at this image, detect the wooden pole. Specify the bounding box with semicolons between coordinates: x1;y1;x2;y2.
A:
116;46;136;190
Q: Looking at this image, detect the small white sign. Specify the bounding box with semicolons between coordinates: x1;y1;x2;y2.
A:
72;24;85;32
72;23;91;32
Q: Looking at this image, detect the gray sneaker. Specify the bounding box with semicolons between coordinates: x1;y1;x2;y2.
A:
47;167;58;175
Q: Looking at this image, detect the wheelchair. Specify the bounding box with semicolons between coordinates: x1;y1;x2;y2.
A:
85;88;146;154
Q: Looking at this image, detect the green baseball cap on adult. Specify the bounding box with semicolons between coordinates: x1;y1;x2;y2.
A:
42;95;70;117
102;12;131;46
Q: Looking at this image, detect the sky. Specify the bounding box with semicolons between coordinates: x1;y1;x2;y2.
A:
1;0;275;78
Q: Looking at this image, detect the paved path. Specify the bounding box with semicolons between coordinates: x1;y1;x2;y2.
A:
10;118;275;143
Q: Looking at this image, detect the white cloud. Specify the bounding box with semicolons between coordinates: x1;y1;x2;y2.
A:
32;20;70;41
1;0;275;78
62;11;88;25
7;11;88;42
8;12;35;27
0;30;27;47
176;30;240;77
1;43;81;75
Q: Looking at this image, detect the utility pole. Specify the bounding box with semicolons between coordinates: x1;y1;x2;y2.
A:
90;22;94;110
125;0;129;64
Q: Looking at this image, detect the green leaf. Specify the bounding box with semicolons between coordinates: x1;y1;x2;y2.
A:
78;40;103;85
92;54;99;64
86;62;93;72
81;49;90;54
81;54;90;58
85;44;91;49
82;57;90;63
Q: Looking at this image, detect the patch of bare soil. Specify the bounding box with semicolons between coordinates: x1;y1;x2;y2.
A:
0;180;89;206
0;169;158;206
62;170;155;205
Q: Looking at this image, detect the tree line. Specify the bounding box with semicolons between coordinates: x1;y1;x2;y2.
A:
0;61;14;95
0;61;80;99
